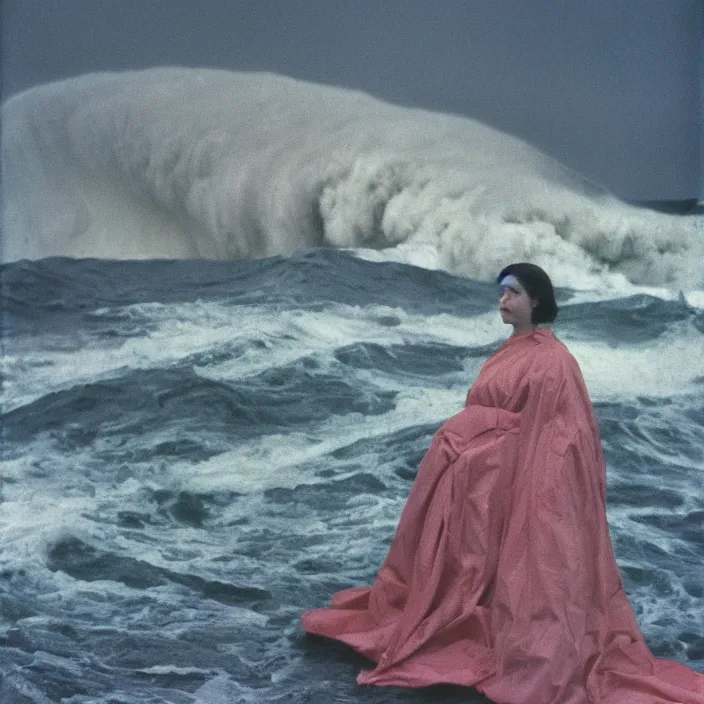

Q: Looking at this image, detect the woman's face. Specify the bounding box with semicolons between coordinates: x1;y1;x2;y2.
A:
499;276;535;331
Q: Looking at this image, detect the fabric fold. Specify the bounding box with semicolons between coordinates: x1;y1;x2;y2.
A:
302;329;704;704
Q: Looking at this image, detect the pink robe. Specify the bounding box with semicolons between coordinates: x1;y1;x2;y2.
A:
302;328;704;704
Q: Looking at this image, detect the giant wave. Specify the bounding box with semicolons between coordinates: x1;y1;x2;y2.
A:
2;67;702;289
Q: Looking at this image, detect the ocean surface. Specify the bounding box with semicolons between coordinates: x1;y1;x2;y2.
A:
1;250;703;703
2;67;704;703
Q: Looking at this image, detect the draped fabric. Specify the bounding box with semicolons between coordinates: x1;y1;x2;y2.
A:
302;328;704;704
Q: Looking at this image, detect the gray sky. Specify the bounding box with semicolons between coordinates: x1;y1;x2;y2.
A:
2;0;702;200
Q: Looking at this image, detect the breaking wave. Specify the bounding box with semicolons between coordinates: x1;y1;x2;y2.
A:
2;67;702;289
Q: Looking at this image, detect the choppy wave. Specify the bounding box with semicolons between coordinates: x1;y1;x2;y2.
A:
3;67;703;289
1;254;702;701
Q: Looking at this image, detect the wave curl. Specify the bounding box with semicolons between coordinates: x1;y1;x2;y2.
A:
2;67;702;289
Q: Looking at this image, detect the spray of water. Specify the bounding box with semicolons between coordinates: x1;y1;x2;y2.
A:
2;67;702;289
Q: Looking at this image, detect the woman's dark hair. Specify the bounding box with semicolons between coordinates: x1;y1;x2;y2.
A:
497;263;558;324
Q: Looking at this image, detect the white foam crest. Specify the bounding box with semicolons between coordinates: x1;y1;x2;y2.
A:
0;462;104;569
562;286;691;306
2;300;253;411
567;325;704;400
169;387;461;495
3;68;702;290
194;301;704;403
5;288;701;415
195;306;506;385
1;298;500;411
194;675;262;704
685;290;704;309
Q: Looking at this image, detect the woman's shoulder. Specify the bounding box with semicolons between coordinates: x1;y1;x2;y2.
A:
531;329;582;375
495;328;579;376
534;328;569;353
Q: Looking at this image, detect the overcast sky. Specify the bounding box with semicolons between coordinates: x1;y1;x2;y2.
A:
2;0;702;200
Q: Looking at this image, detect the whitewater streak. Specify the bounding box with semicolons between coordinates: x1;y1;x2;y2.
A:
2;67;702;288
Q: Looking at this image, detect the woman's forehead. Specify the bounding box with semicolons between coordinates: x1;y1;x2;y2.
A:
498;274;525;292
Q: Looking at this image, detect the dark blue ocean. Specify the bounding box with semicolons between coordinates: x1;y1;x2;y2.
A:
1;251;703;703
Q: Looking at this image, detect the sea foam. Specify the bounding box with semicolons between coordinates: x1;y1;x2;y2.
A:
2;67;702;289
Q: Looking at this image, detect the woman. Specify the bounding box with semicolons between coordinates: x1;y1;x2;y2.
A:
302;263;704;704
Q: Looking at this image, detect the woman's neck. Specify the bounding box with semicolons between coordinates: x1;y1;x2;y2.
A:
511;324;537;337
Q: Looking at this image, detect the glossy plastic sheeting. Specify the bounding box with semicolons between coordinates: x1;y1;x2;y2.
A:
302;329;704;704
